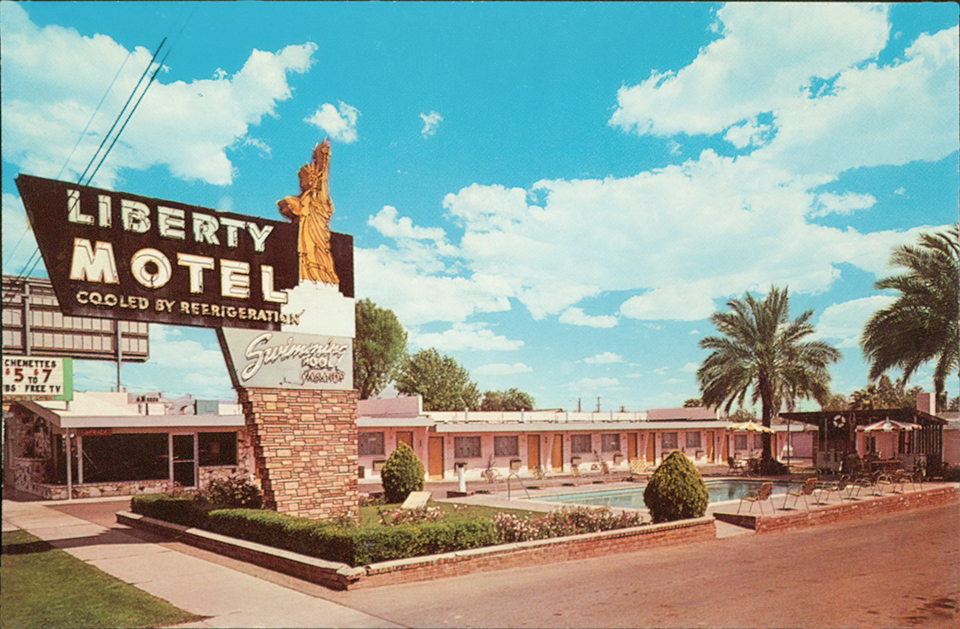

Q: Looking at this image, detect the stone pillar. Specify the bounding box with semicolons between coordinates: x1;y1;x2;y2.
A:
238;387;358;521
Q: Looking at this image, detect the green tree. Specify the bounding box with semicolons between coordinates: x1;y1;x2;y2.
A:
683;397;704;407
697;286;841;468
395;348;480;411
481;388;535;411
848;375;922;410
861;226;959;406
353;299;408;399
820;392;850;412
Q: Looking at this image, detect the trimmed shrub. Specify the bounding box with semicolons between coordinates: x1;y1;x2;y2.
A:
130;493;210;527
204;508;496;566
380;441;425;503
643;451;709;524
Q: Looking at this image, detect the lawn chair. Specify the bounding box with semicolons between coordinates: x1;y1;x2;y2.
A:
877;469;903;494
849;470;882;498
814;476;849;504
782;477;817;511
727;456;745;475
902;468;924;492
738;482;774;515
481;468;503;493
630;458;653;479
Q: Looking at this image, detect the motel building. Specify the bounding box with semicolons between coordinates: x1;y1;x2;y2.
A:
356;396;817;483
4;388;819;501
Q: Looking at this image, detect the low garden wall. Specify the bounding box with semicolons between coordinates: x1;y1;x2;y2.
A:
116;511;715;590
713;484;958;533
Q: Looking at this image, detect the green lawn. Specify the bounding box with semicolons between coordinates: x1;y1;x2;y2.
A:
358;500;538;527
1;529;202;629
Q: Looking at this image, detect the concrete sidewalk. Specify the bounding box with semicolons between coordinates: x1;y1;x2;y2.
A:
2;498;401;629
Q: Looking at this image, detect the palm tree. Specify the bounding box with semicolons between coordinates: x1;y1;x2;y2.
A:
861;225;959;407
697;286;841;467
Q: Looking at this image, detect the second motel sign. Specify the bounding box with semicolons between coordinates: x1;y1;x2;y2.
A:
16;174;351;330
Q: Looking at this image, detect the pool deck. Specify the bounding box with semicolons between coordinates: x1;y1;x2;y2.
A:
426;470;958;538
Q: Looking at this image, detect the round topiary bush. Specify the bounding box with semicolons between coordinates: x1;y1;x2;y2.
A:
643;451;709;524
380;441;425;504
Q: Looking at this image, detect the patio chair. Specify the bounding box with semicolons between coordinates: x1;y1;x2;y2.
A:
630;458;654;478
903;468;924;492
727;456;744;475
876;469;903;494
849;470;882;498
782;477;817;510
738;481;774;515
481;468;504;493
814;476;849;504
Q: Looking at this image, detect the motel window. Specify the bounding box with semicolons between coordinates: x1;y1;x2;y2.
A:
601;434;621;452
358;432;385;456
80;433;168;483
494;435;519;457
685;432;701;449
454;436;482;458
753;434;764;450
661;432;678;450
198;432;238;466
734;434;748;450
570;434;592;454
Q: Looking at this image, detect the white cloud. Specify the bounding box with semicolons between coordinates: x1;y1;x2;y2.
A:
609;5;958;179
583;352;623;365
0;3;316;187
368;206;447;242
475;362;532;375
893;187;906;195
810;192;877;218
304;101;359;143
680;362;700;373
559;307;617;328
566;377;620;391
815;294;897;349
410;322;523;352
420;110;443;137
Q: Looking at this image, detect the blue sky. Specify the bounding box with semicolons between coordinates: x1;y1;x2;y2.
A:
2;2;958;411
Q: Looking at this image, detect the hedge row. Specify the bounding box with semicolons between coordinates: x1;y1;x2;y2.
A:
129;495;497;566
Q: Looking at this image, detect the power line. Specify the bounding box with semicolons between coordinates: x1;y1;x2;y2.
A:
77;37;167;186
86;47;172;186
56;49;134;182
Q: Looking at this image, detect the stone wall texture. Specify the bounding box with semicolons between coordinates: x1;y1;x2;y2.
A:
238;387;358;521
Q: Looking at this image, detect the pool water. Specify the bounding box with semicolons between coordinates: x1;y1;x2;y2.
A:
541;479;790;509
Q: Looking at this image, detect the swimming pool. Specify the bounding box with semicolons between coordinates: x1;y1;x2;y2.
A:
540;479;790;509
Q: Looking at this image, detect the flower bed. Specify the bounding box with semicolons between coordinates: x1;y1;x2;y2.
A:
131;491;647;567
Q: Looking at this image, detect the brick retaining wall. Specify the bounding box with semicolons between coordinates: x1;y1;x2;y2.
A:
238;387;358;521
117;510;715;590
355;517;716;589
714;485;958;533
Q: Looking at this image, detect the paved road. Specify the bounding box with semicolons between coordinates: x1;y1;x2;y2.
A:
320;502;959;629
38;495;960;628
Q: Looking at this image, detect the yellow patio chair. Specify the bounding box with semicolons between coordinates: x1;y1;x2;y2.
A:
738;481;774;515
782;477;817;510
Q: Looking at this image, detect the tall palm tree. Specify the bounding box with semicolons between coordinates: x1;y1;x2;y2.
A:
861;225;959;406
697;286;841;466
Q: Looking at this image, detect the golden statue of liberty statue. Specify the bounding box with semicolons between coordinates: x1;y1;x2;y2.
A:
277;139;340;285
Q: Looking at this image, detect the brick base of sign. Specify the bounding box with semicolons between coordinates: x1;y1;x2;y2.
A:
238;387;359;521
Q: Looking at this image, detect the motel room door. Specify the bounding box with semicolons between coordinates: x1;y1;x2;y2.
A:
627;433;638;461
428;436;444;479
646;433;656;463
527;435;541;471
396;431;413;451
551;434;564;471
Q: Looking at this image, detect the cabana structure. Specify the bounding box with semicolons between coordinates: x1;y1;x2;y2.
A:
780;406;945;474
